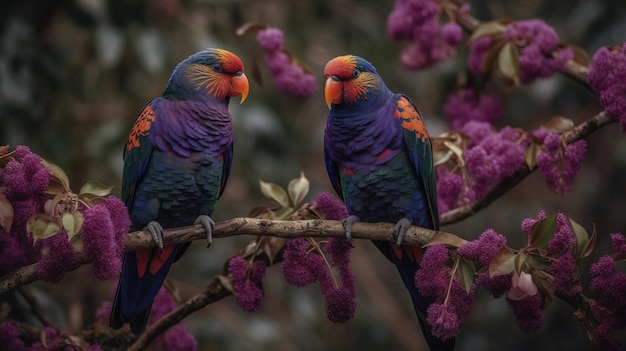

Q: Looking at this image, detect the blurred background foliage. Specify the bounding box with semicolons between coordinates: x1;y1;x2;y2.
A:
2;0;626;350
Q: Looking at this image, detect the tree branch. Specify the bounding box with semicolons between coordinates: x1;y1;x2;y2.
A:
0;219;449;295
440;112;614;226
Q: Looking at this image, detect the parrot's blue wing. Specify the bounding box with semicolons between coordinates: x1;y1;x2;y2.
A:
395;95;439;230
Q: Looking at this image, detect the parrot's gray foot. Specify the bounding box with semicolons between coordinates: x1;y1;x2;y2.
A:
145;221;165;250
195;215;215;248
394;218;413;247
341;215;360;247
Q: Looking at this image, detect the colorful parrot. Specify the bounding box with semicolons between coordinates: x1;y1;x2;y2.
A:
323;55;454;350
109;48;249;334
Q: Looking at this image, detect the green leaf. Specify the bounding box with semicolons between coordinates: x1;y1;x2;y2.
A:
424;232;469;249
497;42;520;85
63;211;84;241
469;21;507;42
0;191;14;233
79;180;114;197
514;252;528;273
530;214;557;249
270;207;294;220
489;250;516;277
27;214;61;244
287;172;309;207
259;180;290;208
580;225;597;259
524;142;541;170
526;253;551;271
457;257;476;294
569;217;589;259
42;159;70;194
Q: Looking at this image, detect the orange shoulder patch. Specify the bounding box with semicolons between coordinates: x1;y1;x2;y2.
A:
127;105;156;151
394;96;428;142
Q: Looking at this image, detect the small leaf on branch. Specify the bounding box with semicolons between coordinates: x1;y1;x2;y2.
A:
0;191;14;233
469;21;507;42
570;217;589;259
525;142;541;170
457;257;476;294
424;231;469;248
497;42;520;85
42;159;71;195
27;213;61;244
489;250;516;277
79;180;114;198
62;211;84;241
259;180;290;208
530;214;557;249
288;172;309;207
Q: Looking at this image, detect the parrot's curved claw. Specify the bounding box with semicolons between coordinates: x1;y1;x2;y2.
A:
341;215;360;248
195;215;215;248
394;218;412;247
145;221;165;250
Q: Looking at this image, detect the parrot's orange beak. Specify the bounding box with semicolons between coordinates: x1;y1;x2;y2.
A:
325;76;343;109
230;72;249;104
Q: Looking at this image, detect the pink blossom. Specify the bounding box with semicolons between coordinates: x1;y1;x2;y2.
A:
507;271;538;300
426;303;460;340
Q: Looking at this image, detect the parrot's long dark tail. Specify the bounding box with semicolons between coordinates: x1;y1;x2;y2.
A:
373;240;456;351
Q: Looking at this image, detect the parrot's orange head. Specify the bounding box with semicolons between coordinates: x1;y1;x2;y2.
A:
324;55;380;108
166;48;249;103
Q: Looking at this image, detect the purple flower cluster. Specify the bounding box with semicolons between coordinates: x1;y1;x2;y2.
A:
547;253;580;295
82;198;129;279
521;210;577;254
587;43;626;130
35;197;130;283
0;322;103;351
313;191;349;221
229;256;266;312
437;123;525;211
475;272;512;298
546;212;576;255
256;27;316;97
415;244;475;339
0;146;50;275
535;130;587;194
0;145;130;283
457;229;507;266
506;293;544;331
443;89;504;129
387;0;466;70
611;233;626;254
502;19;573;83
468;36;492;75
589;255;626;350
281;235;356;323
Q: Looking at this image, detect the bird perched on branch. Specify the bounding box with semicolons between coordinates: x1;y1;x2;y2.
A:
110;48;249;334
323;55;453;350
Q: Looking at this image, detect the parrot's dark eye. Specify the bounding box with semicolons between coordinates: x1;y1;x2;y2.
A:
213;64;223;72
353;69;360;78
